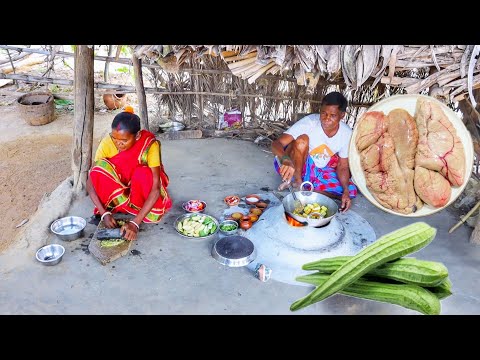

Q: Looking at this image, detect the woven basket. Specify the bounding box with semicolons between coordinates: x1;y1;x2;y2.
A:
17;92;55;126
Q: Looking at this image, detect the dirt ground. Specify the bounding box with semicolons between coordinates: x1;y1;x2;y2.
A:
0;103;118;253
0;133;71;252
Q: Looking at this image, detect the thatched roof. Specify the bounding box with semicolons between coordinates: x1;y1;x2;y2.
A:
134;45;479;104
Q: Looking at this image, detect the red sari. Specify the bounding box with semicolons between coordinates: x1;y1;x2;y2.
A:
89;130;172;223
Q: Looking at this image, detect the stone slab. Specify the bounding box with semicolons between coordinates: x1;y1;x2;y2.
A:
88;213;134;266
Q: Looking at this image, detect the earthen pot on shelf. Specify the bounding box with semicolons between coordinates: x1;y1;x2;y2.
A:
103;93;128;110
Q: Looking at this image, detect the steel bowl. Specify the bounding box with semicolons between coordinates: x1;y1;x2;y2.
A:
50;216;86;241
174;213;219;241
35;244;65;266
182;200;207;213
281;183;338;227
219;219;239;235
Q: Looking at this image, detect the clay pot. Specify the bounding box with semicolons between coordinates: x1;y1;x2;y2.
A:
249;208;262;216
245;194;261;205
256;201;268;210
231;212;244;221
239;218;252;230
103;93;127;110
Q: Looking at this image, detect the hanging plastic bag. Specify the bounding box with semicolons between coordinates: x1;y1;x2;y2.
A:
223;108;243;128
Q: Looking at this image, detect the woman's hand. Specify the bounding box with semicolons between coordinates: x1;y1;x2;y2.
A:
102;213;118;228
121;221;139;241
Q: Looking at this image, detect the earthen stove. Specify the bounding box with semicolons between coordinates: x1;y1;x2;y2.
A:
224;193;377;286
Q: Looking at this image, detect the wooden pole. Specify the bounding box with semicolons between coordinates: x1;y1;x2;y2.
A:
104;45;113;82
193;71;204;124
132;53;149;131
72;45;95;195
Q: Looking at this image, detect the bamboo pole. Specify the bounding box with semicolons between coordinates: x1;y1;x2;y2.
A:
0;73;329;103
0;51;29;65
132;53;149;131
104;45;113;82
0;45;234;74
192;71;203;124
227;57;257;70
223;52;257;62
72;45;94;194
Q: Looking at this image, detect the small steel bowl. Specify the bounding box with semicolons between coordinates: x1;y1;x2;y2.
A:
35;244;65;266
182;200;207;213
50;216;86;241
219;219;239;235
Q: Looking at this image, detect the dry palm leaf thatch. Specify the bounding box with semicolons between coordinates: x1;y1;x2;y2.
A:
134;45;480;138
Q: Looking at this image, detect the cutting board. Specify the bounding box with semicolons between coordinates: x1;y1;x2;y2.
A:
88;213;134;265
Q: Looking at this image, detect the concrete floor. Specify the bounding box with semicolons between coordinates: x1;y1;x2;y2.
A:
1;138;479;315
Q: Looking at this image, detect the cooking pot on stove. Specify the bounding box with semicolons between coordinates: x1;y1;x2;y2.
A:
278;181;339;227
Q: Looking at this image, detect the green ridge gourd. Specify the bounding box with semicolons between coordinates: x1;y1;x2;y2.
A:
302;256;448;287
290;222;437;312
295;273;441;315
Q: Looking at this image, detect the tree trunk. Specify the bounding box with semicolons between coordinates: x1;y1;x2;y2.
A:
72;45;94;195
132;53;149;131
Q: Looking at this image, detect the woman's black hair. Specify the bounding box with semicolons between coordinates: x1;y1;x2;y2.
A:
321;91;348;112
111;112;141;134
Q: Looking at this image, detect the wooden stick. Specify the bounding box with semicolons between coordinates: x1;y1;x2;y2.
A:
220;50;239;58
223;52;257;62
227;57;257;70
237;63;263;78
0;52;29;66
0;73;324;102
104;45;113;82
0;45;233;74
448;199;480;234
247;62;277;84
115;45;123;60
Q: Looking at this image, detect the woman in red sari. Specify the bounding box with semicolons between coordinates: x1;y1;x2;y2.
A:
86;106;172;241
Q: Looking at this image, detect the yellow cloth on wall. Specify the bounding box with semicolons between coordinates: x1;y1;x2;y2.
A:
94;135;161;167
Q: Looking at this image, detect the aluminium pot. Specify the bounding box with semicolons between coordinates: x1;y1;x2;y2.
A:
280;181;339;227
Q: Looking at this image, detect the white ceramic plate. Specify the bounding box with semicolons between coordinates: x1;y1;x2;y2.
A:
349;94;474;217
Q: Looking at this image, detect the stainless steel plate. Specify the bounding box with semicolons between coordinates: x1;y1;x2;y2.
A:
211;235;257;267
174;213;219;240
